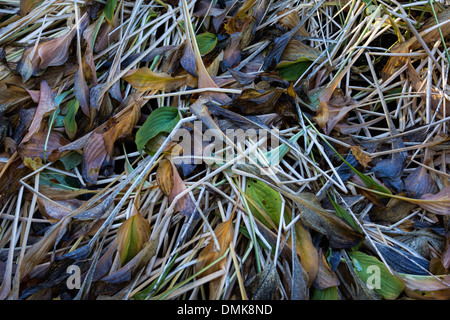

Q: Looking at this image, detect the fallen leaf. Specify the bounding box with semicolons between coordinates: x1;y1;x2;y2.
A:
350;145;372;168
416;186;450;215
349;251;405;300
156;157;174;196
122;68;187;92
21;80;57;144
116;209;151;266
296;192;364;249
195;218;234;299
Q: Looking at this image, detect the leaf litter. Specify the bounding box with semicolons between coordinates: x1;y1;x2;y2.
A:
0;0;449;301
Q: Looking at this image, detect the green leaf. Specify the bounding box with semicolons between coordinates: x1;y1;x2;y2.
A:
103;0;117;26
135;106;180;153
196;33;217;56
58;151;83;171
329;195;361;232
349;251;405;300
276;57;313;81
245;178;283;229
312;286;339;300
63;98;79;140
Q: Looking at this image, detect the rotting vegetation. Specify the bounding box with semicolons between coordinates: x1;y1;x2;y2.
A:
0;0;449;300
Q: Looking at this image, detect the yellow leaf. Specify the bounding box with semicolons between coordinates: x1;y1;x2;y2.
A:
123;68;187;92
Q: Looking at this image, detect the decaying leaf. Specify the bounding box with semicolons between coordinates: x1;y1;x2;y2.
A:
195;218;234;299
297;192;364;249
350;145;372;168
116;210;151;266
123;68;187;92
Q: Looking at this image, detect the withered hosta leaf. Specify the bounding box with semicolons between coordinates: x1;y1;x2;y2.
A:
312;249;340;290
122;68;187;92
156;158;174;197
82;132;107;184
382;9;450;81
195;218;233;299
17;14;88;82
74;65;90;117
416;186;450;215
18;130;69;160
294;222;318;286
117;211;151;266
102;238;158;284
296;192;364;249
37;197;84;221
246;263;280;300
19;0;41;16
399;274;450;300
404;165;438;198
168;158;198;218
21;80;57;144
350;145;372;168
102;101;141;156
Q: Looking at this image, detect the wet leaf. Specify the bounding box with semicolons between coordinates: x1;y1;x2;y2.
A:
117;210;151;266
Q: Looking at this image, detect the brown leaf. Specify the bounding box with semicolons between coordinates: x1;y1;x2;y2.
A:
195;218;234;299
280;39;322;63
417;186;450;215
37;198;84;221
156;158;174;196
297;192;364;248
382;9;450;81
294;222;318;286
369;196;416;226
312;249;340;290
313;101;329;130
17;15;88;82
350;145;372;168
19;0;41;16
18;130;69;160
21;80;57;144
82;132;107;184
102;101;141;156
276;9;308;37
